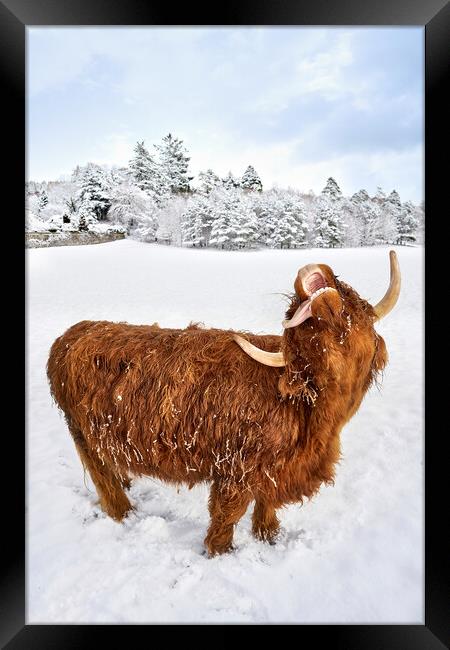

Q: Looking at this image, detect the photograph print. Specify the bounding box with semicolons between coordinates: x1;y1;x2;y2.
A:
26;26;424;624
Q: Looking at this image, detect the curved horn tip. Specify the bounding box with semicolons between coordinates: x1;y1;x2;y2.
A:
389;249;399;265
373;250;401;321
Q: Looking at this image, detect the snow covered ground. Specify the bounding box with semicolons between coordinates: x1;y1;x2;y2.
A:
27;240;424;623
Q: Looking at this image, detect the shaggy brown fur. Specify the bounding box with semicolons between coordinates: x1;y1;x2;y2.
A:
47;267;388;556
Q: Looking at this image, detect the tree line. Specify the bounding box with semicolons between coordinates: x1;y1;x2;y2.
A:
26;133;424;248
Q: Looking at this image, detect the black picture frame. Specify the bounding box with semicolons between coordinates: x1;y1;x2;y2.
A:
5;0;447;646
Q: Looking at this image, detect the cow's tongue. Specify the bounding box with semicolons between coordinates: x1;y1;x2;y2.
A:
283;298;313;328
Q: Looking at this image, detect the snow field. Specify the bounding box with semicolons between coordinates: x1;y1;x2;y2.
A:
27;240;423;623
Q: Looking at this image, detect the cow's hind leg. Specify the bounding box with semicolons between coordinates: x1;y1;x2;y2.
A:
70;425;133;522
204;482;252;557
252;499;280;544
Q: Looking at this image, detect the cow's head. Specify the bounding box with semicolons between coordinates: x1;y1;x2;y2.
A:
233;251;400;386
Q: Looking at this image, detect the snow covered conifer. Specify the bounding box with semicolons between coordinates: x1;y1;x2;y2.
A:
266;195;308;248
349;189;370;245
75;163;113;221
222;172;241;190
380;190;401;244
366;200;384;245
181;206;198;247
254;189;280;245
321;177;342;201
76;204;97;232
154;133;193;194
290;195;309;247
110;166;130;185
38;190;49;215
387;189;401;211
209;206;234;249
267;205;298;248
396;200;419;245
313;196;347;248
197;169;222;195
373;186;387;204
241;165;263;192
351;189;370;204
181;196;214;247
129;141;169;202
233;195;259;248
414;201;425;244
129;141;153;191
209;189;247;249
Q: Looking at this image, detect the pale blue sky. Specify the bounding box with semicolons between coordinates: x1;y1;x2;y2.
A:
27;27;424;202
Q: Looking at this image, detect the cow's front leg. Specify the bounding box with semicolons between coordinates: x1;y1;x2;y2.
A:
252;499;280;544
204;482;251;557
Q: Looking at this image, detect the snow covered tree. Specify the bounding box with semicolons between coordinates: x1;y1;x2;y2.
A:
233;195;259;248
290;195;309;247
37;190;49;215
129;141;153;191
315;178;348;246
129;141;169;202
313;197;347;248
157;225;173;245
241;165;263;192
381;190;401;244
71;165;83;183
154;133;193;194
110;166;130;185
373;186;387;204
197;169;222;195
414;201;425;244
348;189;390;246
155;195;190;247
253;189;280;244
396;200;419;245
207;189;258;250
76;204;97;232
336;196;357;247
387;189;401;210
74;163;113;221
62;196;77;225
349;189;369;245
109;183;158;233
209;198;236;249
181;195;214;247
321;177;342;201
266;207;298;248
222;172;241;190
64;196;77;216
132;211;159;242
25;211;49;232
263;194;308;248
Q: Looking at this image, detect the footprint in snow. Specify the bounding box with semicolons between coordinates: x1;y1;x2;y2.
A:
81;510;101;526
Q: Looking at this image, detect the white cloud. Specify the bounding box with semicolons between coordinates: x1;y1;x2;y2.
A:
27;27;423;201
247;31;358;115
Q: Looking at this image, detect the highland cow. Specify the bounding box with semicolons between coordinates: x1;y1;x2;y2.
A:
47;251;400;556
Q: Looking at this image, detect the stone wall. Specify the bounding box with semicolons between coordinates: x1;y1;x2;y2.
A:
26;231;126;248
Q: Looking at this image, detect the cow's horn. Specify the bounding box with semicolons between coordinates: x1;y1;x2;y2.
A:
233;334;286;367
372;250;401;321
